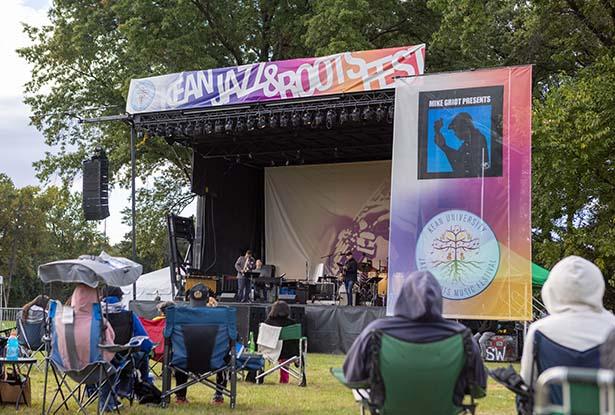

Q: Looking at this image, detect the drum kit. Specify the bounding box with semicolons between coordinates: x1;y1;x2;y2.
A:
356;259;387;306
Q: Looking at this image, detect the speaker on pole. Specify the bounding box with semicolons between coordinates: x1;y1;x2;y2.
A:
82;148;110;221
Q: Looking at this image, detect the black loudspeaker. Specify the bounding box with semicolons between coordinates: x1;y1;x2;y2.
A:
234;306;250;343
82;150;110;220
249;306;269;341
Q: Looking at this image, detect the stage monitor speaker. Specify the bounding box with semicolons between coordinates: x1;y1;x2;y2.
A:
82;150;110;221
219;293;236;302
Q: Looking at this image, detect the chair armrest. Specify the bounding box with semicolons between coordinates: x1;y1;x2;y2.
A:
330;367;369;389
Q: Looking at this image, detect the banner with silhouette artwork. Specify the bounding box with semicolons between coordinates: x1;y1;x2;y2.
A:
388;66;532;320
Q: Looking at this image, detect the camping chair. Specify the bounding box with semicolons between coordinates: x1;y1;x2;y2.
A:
331;329;478;415
534;367;615;415
138;317;165;377
16;309;46;369
160;305;238;408
42;299;121;415
527;330;603;414
255;323;307;386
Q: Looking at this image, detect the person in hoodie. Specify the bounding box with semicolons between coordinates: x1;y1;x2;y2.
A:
343;271;487;406
520;256;615;384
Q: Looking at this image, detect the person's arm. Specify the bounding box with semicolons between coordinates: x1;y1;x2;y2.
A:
342;329;372;384
520;327;536;384
235;257;243;273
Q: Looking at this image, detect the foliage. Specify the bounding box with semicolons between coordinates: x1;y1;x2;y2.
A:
0;174;108;306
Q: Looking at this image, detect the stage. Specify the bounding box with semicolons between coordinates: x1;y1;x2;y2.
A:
129;300;385;354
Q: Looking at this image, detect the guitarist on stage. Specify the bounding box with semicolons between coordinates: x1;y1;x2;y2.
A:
341;251;358;306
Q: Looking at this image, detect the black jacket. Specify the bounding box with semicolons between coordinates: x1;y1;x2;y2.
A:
264;316;299;360
344;257;358;282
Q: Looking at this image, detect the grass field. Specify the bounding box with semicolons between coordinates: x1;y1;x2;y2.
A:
5;354;518;414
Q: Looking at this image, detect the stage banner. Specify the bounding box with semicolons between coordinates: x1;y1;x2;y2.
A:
388;66;532;320
126;45;425;114
265;161;391;279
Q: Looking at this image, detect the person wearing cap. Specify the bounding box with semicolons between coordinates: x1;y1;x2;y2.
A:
341;251;358;306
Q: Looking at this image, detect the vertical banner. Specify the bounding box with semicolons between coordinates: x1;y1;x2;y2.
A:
388;66;532;320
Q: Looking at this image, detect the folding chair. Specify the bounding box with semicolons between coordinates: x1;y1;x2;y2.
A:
16;309;46;369
534;367;615;415
255;323;307;386
160;305;238;408
331;329;478;415
42;300;121;415
138;317;165;377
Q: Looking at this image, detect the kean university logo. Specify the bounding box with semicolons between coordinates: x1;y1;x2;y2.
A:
130;80;156;112
415;209;500;300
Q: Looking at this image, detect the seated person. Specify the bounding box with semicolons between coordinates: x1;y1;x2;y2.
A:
520;256;615;387
21;294;50;322
101;287;154;387
263;300;297;384
343;271;487;406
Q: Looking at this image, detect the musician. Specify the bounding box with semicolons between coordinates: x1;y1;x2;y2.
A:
235;249;255;303
342;251;358;306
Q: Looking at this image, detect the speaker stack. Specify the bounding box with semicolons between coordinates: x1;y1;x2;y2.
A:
82;149;110;221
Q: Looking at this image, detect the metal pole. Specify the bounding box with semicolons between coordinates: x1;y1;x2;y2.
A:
130;124;137;301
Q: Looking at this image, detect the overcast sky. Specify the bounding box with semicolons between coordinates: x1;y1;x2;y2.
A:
0;0;183;245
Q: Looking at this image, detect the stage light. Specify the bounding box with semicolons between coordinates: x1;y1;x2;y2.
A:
302;111;311;126
155;126;164;137
269;114;279;128
376;106;385;122
258;114;267;129
339;108;348;124
225;118;233;133
165;125;174;137
184;123;194;136
325;109;335;129
280;113;289;128
204;121;213;134
214;120;223;134
247;116;256;131
362;106;373;121
248;153;253;160
351;107;360;122
291;112;301;128
236;118;245;132
387;105;394;124
285;159;290;166
314;111;324;127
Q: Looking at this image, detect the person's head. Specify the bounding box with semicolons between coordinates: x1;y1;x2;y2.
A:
156;300;174;316
22;294;50;320
448;112;475;141
268;300;291;319
393;271;443;322
188;283;209;307
542;256;606;314
255;259;263;270
245;249;253;257
104;286;124;301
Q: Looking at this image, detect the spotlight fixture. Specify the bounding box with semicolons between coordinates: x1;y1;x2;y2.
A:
339;108;348;124
291;112;301;128
351;107;360;122
325;109;335;129
280;113;289;128
376;106;385;122
387;105;394;124
285;159;290;166
248;153;254;160
184;123;194;136
214;120;223;134
268;114;279;129
247;116;256;131
258;114;267;129
302;111;311;126
314;111;324;127
236;118;245;132
155;126;164;137
225;118;234;133
165;125;174;137
362;106;373;121
204;121;213;134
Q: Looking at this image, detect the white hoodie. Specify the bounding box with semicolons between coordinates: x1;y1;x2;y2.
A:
520;256;615;383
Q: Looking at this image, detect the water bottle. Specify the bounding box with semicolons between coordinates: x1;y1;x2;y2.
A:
6;331;19;361
248;331;255;353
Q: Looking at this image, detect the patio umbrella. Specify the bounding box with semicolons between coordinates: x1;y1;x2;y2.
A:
38;251;143;288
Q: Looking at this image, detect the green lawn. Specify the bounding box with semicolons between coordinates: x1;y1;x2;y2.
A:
6;355;517;414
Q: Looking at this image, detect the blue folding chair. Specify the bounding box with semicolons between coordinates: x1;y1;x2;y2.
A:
160;305;238;408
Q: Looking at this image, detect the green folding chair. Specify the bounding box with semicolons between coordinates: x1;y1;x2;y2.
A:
255;323;307;386
331;329;480;415
534;367;615;415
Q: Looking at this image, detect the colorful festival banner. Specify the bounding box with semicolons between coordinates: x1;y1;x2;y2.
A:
126;45;425;114
388;66;532;320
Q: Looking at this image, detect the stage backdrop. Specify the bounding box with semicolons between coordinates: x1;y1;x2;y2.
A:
265;161;391;279
389;66;532;320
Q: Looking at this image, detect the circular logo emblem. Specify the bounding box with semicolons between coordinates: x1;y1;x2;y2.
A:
415;209;500;300
130;80;156;112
